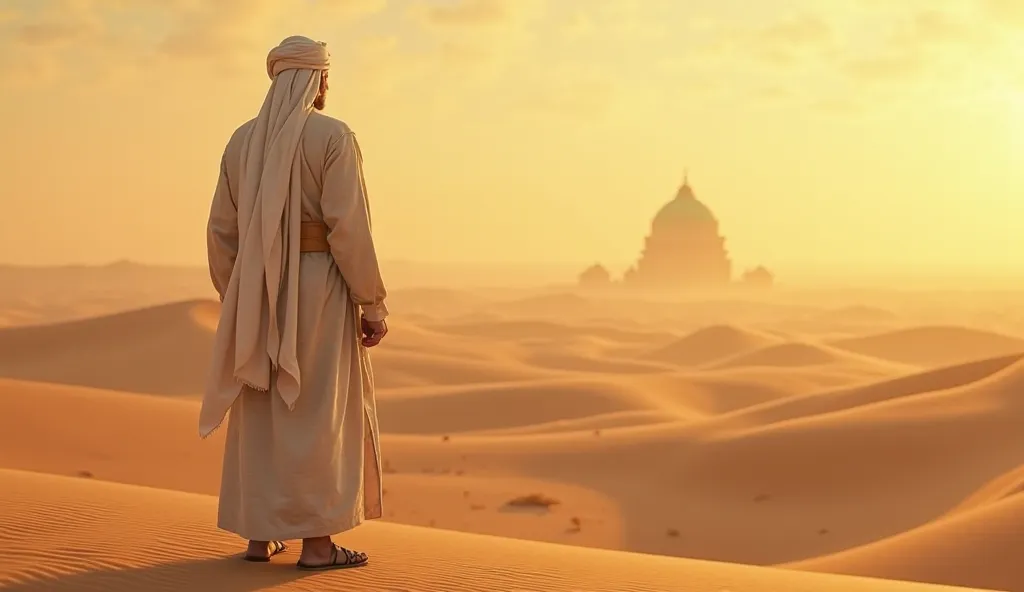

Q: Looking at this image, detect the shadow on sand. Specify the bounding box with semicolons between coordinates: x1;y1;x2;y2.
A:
0;555;314;592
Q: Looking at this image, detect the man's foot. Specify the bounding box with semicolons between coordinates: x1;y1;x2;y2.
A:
296;544;368;571
243;540;288;562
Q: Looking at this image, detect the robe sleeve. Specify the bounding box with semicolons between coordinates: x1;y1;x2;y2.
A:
321;131;389;321
206;153;238;302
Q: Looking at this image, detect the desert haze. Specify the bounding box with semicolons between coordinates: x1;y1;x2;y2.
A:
1;263;1023;591
4;0;1024;590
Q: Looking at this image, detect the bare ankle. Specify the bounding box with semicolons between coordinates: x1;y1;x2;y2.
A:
301;536;333;554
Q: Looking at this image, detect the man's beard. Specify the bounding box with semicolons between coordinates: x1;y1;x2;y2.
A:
314;94;326;111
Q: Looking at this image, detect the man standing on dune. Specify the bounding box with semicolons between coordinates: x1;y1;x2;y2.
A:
200;35;389;571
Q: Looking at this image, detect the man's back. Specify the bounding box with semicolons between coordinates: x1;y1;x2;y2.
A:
221;112;355;222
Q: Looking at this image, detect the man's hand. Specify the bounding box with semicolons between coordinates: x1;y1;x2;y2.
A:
361;317;388;348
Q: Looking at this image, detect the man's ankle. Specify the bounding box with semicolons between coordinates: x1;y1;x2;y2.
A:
302;536;333;549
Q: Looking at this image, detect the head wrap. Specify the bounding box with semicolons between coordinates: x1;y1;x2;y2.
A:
266;35;330;79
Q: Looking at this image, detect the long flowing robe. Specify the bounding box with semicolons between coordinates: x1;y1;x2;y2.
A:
204;111;388;541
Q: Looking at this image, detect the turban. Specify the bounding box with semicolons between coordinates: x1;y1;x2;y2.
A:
266;35;330;80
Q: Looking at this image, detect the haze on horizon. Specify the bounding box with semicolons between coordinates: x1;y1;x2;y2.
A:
1;0;1022;285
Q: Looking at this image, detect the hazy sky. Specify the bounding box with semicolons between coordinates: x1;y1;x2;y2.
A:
1;0;1022;280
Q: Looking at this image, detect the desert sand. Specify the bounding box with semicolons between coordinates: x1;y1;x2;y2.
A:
3;264;1024;591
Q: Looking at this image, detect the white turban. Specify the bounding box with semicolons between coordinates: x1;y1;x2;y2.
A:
266;35;330;80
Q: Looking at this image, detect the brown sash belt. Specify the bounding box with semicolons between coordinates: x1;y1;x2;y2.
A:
300;221;330;253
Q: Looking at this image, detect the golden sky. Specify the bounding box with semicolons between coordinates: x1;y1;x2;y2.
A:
1;0;1022;281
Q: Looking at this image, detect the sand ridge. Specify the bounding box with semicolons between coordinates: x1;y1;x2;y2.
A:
4;280;1024;591
0;300;217;395
827;326;1024;367
646;324;782;366
0;469;983;592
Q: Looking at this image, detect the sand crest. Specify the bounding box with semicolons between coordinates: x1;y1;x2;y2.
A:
4;274;1024;591
0;469;983;592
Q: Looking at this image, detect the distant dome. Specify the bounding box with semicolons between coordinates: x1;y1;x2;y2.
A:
650;181;718;235
624;172;732;288
578;263;612;288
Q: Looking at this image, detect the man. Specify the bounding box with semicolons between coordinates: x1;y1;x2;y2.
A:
200;35;389;571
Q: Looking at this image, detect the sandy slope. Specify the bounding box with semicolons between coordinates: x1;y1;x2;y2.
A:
0;469;982;592
5;352;1024;591
828;326;1024;367
709;341;911;373
790;487;1024;591
647;324;782;366
4;288;1024;591
0;300;218;395
0;299;919;396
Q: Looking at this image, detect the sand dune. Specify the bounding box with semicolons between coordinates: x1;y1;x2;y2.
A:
430;318;675;346
664;357;1024;566
813;305;899;325
705;353;1024;433
0;469;982;592
0;263;214;327
945;463;1024;515
790;490;1024;592
519;348;679;374
371;349;553;389
647;324;781;366
6;353;1024;587
770;305;902;338
463;409;679;436
4;276;1024;591
0;300;561;393
0;299;217;395
709;341;903;371
828;326;1024;367
372;358;1024;575
0;379;224;493
377;378;655;434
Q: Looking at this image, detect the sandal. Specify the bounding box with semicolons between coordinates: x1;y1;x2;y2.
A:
296;544;369;571
243;540;288;562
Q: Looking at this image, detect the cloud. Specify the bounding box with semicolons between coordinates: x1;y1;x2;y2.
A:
979;0;1024;27
155;0;278;64
4;0;104;47
748;85;792;101
698;14;835;68
811;96;862;115
842;54;925;81
0;0;118;85
401;0;546;82
757;15;832;47
315;0;389;20
838;6;1004;84
408;0;544;29
0;0;388;87
415;0;508;27
514;76;616;119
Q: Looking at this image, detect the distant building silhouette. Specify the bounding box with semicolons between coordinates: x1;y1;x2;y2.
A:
578;263;612;289
579;171;774;291
741;265;774;289
622;173;732;288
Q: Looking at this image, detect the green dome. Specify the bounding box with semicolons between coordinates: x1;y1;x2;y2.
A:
651;182;718;233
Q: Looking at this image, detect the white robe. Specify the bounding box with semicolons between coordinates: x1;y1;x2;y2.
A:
205;111;388;541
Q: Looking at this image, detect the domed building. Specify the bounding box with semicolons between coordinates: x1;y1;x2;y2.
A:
741;266;774;289
578;263;612;289
623;174;732;288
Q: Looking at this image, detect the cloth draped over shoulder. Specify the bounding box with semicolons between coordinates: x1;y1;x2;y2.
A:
199;36;331;437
